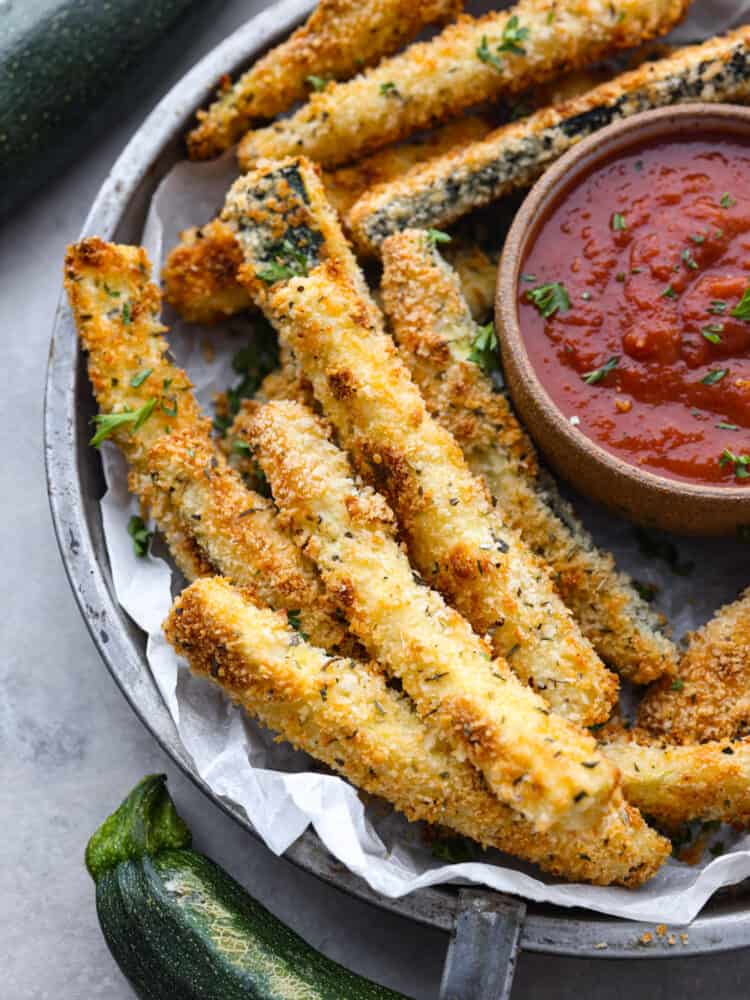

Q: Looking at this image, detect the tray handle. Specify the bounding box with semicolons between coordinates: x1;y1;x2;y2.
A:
439;889;526;1000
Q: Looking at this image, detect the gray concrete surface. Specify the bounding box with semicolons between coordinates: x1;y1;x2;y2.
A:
2;2;749;997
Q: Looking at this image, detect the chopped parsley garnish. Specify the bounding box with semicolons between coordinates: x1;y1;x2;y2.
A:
690;233;706;244
661;284;677;300
103;283;120;298
287;609;309;640
521;273;537;283
720;192;736;209
635;528;694;576
527;281;570;318
701;324;723;344
129;368;153;388
160;397;178;418
258;239;312;284
476;16;529;70
306;75;328;91
611;212;627;231
468;321;499;376
671;678;685;692
431;836;478;863
379;81;399;97
730;286;750;321
90;398;156;447
121;302;132;325
702;369;728;385
681;251;699;271
425;228;451;246
582;355;619;386
215;319;280;435
232;439;253;458
709;300;727;315
127;515;153;558
719;449;750;479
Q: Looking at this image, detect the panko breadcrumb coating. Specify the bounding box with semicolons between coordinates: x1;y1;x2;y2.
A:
63;238;351;653
187;0;463;159
380;229;677;685
604;738;750;830
164;118;493;326
638;590;750;743
236;0;690;170
349;28;750;252
220;157;618;728
166;576;669;886
248;399;618;834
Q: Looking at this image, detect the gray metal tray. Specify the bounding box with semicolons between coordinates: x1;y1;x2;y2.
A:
44;2;750;995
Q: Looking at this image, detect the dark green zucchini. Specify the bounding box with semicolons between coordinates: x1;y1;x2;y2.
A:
0;0;206;217
86;775;409;1000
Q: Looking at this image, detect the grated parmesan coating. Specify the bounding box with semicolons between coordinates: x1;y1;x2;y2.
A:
604;738;750;830
165;118;492;326
187;0;463;159
63;238;350;653
165;576;668;886
349;27;750;252
248;399;618;834
236;0;690;170
220;157;618;727
380;229;677;684
638;590;750;743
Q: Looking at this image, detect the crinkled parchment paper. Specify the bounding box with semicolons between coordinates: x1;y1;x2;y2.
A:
99;0;750;923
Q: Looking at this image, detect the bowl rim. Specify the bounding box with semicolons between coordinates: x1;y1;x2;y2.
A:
43;12;750;956
497;102;750;508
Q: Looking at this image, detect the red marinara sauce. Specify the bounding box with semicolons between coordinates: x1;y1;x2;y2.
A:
519;135;750;487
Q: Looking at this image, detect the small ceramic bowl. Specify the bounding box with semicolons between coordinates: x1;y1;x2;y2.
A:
496;104;750;537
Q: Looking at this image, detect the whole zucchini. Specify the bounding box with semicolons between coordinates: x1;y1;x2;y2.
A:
0;0;203;217
86;775;409;999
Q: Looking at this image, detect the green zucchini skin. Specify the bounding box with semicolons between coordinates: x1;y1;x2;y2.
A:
0;0;201;217
88;776;408;1000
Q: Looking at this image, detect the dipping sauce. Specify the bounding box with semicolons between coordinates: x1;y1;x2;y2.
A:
519;135;750;486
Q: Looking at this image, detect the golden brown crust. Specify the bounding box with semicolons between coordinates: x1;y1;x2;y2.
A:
64;237;352;655
166;576;668;886
237;0;690;170
380;230;677;685
604;738;750;830
638;590;750;743
221;157;618;728
248;399;619;834
164;118;492;326
187;0;463;159
348;27;750;252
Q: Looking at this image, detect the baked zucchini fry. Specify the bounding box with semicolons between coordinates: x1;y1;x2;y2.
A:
349;27;750;252
164;118;492;326
187;0;463;160
221;158;618;727
249;399;618;833
638;590;750;743
380;229;676;685
236;0;690;171
166;576;669;887
604;739;750;829
63;238;350;654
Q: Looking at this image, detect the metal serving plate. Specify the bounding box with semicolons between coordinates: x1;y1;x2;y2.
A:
44;1;750;992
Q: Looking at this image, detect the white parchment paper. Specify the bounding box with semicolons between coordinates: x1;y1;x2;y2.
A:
99;0;750;924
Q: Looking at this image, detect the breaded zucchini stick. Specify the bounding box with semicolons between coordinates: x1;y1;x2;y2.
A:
249;400;618;833
349;28;750;252
164;118;492;326
380;230;676;685
221;158;618;727
63;238;350;653
638;590;750;743
604;739;750;830
187;0;463;160
236;0;689;171
166;576;669;886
